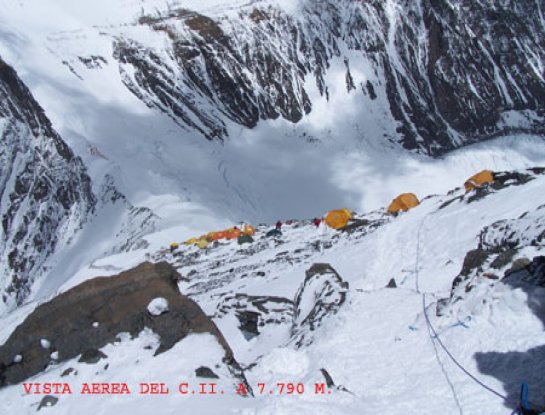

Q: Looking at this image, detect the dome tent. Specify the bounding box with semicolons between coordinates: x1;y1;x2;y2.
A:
325;208;353;230
243;224;255;236
387;193;419;214
196;238;209;249
464;170;494;192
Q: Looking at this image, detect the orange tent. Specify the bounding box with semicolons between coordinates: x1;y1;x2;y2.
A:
387;193;419;214
325;208;353;230
209;231;227;241
224;228;242;240
464;170;494;192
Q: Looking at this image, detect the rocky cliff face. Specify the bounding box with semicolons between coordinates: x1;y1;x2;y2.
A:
111;0;545;154
0;57;96;309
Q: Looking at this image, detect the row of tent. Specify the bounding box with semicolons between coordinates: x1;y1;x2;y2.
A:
169;170;495;251
322;196;419;225
325;170;494;223
386;169;494;214
170;225;257;250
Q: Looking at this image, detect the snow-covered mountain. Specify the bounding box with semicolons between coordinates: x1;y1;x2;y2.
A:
113;0;545;153
0;56;158;313
1;0;544;216
1;0;544;223
10;0;543;153
0;56;95;310
1;1;545;413
11;0;540;153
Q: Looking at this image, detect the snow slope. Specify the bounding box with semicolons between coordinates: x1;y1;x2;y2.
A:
1;168;544;414
0;2;545;412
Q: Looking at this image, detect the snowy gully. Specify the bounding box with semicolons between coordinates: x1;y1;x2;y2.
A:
22;382;332;396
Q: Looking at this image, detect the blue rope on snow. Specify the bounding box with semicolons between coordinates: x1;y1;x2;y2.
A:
521;382;530;410
510;382;528;415
414;212;545;413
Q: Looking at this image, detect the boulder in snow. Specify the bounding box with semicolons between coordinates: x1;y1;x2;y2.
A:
195;366;219;379
0;262;240;388
78;349;107;364
386;278;397;288
215;293;293;340
292;263;349;347
503;256;545;287
37;395;59;411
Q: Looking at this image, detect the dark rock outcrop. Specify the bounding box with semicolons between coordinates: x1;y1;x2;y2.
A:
490;249;518;270
215;293;293;340
111;1;545;153
195;366;219;379
78;349;107;364
464;169;543;204
292;263;349;347
460;249;490;277
386;278;397;288
236;311;259;340
445;189;545;306
480;205;545;252
504;257;532;277
0;262;239;388
37;395;59;411
503;256;545;288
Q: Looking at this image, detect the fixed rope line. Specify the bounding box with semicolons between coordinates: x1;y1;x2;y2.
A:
415;212;463;415
414;210;545;411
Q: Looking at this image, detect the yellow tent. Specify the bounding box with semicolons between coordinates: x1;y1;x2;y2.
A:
170;242;179;250
197;238;209;249
243;224;255;236
464;170;494;192
184;237;198;246
325;208;353;230
387;193;419;214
